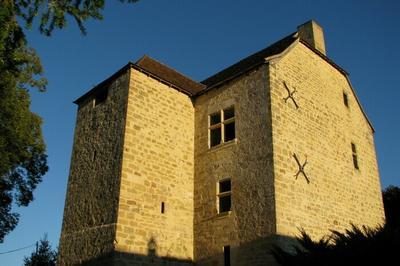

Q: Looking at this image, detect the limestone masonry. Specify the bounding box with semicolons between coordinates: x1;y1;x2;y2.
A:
58;20;385;265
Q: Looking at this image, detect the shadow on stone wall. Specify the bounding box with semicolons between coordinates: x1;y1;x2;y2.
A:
80;251;193;266
79;236;193;265
195;234;298;266
76;234;298;266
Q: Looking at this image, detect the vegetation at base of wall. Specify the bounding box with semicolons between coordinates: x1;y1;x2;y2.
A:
272;185;400;266
272;225;400;266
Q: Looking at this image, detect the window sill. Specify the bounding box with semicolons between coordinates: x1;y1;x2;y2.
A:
215;211;232;219
208;138;237;152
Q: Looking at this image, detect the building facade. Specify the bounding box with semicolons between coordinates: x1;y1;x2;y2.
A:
58;21;385;265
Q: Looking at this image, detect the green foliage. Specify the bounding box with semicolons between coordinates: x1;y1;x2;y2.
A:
14;0;139;36
383;185;400;228
0;2;48;243
23;235;57;266
1;0;139;242
272;225;400;266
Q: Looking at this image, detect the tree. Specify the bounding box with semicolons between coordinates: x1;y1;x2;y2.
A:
23;235;57;266
383;185;400;228
272;185;400;265
272;225;400;266
0;0;138;242
0;2;48;242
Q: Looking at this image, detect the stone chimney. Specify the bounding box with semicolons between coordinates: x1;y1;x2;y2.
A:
297;20;326;55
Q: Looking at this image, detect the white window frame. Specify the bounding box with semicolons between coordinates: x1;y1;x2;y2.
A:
208;106;235;148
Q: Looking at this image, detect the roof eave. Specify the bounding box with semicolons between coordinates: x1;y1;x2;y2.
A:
194;61;267;97
73;62;133;105
73;62;198;105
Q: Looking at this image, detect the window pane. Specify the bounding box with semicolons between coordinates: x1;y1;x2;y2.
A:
219;195;231;213
224;107;235;120
210;113;221;125
210;127;221;147
219;180;231;193
225;122;235;142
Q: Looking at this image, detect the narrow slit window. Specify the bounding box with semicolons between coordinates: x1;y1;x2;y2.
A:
209;106;235;148
351;143;359;170
343;92;349;108
218;179;232;213
92;150;97;161
161;202;165;214
223;246;231;266
94;88;108;106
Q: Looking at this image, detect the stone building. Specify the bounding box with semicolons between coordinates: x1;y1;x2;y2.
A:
58;20;385;265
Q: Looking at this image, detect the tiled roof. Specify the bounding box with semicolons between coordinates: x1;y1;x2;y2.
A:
135;55;205;95
74;31;349;105
200;33;298;88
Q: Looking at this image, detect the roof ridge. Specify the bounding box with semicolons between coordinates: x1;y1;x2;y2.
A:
135;54;200;84
135;55;205;95
135;54;149;65
200;32;297;86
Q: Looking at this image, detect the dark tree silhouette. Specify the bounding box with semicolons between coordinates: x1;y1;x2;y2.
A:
0;0;139;242
272;225;400;266
383;185;400;228
23;235;57;266
0;3;48;242
11;0;139;36
272;185;400;265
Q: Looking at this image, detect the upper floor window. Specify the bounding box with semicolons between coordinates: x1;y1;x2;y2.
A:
351;143;359;170
217;179;232;213
209;106;235;147
94;88;108;106
343;92;349;108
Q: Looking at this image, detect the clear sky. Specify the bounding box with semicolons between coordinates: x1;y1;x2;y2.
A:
1;0;399;264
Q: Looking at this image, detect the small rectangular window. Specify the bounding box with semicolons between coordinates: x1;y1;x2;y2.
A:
343;92;349;108
223;246;231;266
351;143;359;170
94;88;108;106
218;179;232;213
209;106;235;148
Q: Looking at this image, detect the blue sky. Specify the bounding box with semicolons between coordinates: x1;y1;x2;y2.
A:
1;0;399;264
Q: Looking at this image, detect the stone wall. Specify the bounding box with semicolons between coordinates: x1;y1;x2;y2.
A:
194;65;277;266
58;36;385;266
269;42;385;241
58;71;130;265
114;68;195;265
